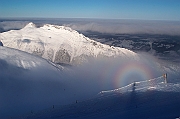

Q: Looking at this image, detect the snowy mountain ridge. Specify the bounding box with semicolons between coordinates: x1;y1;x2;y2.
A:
0;22;138;65
0;46;63;70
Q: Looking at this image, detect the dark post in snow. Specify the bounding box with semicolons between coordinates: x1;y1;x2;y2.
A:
0;40;3;46
163;73;167;83
132;82;136;92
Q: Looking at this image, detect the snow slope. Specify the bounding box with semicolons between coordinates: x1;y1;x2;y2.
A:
1;45;180;119
0;46;61;70
0;22;138;65
0;46;68;118
24;80;180;119
1;46;144;119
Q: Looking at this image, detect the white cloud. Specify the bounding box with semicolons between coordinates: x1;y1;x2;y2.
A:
1;19;180;35
64;20;180;35
0;21;29;32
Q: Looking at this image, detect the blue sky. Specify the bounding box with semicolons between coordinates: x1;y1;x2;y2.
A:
0;0;180;20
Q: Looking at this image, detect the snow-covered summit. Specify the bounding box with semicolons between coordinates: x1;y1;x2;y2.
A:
23;22;36;29
0;22;138;65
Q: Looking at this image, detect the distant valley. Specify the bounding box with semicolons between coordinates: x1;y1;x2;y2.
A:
83;32;180;62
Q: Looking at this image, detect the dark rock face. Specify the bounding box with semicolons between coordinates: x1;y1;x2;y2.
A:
0;41;3;46
32;48;44;57
47;49;54;61
32;42;45;57
54;49;71;64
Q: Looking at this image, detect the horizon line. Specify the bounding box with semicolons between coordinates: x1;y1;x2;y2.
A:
0;17;180;22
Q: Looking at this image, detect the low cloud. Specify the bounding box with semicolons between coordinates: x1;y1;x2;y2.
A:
0;21;29;32
64;20;180;35
1;19;180;35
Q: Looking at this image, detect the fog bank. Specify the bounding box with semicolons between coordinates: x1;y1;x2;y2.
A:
1;19;180;35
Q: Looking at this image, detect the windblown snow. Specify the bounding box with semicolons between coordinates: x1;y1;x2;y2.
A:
0;22;137;65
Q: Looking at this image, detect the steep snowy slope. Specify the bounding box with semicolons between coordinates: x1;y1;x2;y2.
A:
0;22;137;65
0;46;67;118
0;46;63;70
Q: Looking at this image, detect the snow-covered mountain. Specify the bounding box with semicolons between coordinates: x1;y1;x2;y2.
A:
0;22;137;65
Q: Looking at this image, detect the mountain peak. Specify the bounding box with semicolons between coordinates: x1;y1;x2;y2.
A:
42;24;74;33
0;23;138;65
24;22;36;28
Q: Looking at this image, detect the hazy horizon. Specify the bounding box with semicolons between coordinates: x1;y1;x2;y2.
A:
1;18;180;36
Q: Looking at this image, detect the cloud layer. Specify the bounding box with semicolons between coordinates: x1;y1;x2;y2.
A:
64;19;180;35
1;19;180;35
